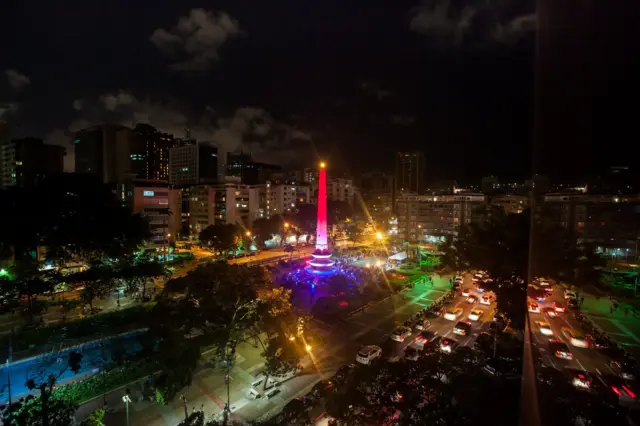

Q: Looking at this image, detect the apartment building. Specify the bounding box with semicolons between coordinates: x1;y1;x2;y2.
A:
396;194;486;243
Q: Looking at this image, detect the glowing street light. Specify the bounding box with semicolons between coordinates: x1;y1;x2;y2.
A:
305;344;312;352
376;232;383;240
284;222;290;228
245;231;251;236
320;161;326;169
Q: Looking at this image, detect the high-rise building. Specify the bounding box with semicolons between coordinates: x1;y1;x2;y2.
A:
396;193;485;243
0;137;66;188
481;175;501;194
131;124;178;181
226;151;281;185
327;177;355;206
541;193;640;260
130;180;180;255
395;152;425;195
360;172;395;221
169;143;218;187
74;125;134;186
264;181;311;217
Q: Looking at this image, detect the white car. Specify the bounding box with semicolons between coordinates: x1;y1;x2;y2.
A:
414;319;431;331
468;310;483;321
356;345;382;365
390;326;412;342
561;328;589;348
564;290;577;300
535;321;553;336
444;308;464;321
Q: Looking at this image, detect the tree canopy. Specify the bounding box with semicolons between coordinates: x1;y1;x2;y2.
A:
198;224;240;255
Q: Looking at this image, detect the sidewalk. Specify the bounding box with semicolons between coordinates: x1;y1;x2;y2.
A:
579;290;640;357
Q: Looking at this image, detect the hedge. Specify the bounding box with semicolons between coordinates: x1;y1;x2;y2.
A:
53;359;157;404
5;302;156;353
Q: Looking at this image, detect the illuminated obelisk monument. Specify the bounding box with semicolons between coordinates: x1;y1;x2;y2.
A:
306;162;335;273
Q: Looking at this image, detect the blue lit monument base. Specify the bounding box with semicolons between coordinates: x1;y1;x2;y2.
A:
304;249;336;275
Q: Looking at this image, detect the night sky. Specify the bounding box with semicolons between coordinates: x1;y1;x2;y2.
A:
0;0;636;183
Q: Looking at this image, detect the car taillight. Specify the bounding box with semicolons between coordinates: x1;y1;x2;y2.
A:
612;386;622;396
623;386;636;399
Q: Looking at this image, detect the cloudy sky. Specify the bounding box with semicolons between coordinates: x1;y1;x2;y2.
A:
0;0;635;181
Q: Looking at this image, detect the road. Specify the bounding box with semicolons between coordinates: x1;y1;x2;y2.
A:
527;284;618;376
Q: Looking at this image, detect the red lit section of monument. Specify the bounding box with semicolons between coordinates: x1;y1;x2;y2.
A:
308;161;335;272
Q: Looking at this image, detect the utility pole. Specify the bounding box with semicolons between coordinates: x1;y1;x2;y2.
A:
7;331;13;406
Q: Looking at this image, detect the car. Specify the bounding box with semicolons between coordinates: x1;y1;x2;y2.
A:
480;294;493;305
390;326;412;342
414;319;431;331
552;302;566;313
549;339;573;360
331;364;355;386
538;280;550;287
466;295;478;304
453;321;472;336
564;289;577;300
356;345;382;365
440;338;459;353
461;288;471;297
561;328;589;348
585;334;610;349
604;376;637;404
468;310;484;321
543;307;558;318
570;370;592;389
472;276;479;283
476;285;486;293
613;358;637;381
483;358;520;379
535;321;553;336
414;330;436;347
311;379;335;398
528;301;540;313
474;273;484;279
455;275;463;283
444;308;464;321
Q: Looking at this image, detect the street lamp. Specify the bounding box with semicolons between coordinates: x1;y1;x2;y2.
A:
122;392;132;426
246;231;251;237
376;232;383;240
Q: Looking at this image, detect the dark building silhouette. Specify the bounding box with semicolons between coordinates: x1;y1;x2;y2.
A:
226;151;281;185
0;137;65;188
131;124;178;181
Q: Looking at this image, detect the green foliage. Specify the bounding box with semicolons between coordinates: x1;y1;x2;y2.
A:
199;224;239;255
53;360;156;403
2;393;77;426
252;216;283;248
80;409;106;426
153;339;201;404
4;303;155;352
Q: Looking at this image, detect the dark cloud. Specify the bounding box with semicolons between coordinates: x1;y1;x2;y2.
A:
4;69;31;89
150;8;242;71
410;0;535;48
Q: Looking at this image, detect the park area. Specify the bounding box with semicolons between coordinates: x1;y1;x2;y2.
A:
268;247;445;325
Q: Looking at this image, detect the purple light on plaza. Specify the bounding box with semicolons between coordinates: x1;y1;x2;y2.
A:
306;161;335;273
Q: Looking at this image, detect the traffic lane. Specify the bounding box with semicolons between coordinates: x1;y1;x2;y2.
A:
532;292;616;375
430;298;496;348
529;310;615;375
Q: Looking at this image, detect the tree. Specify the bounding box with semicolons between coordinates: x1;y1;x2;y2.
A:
252;216;283;248
80;409;106;426
199;224;239;256
260;333;301;391
291;204;317;235
2;351;83;426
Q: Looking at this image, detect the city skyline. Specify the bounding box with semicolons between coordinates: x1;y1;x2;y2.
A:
3;1;634;182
